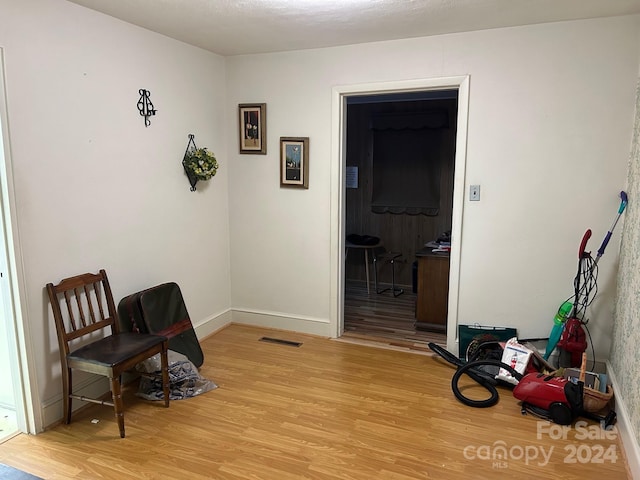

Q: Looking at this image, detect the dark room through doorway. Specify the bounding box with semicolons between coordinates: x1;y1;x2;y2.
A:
342;89;458;351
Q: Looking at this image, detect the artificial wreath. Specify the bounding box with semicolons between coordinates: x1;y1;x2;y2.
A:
183;147;219;181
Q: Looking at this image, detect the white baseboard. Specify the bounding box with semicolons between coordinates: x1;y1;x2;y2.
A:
231;308;332;337
606;361;640;479
194;308;233;340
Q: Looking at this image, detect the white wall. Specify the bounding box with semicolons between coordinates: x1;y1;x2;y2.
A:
226;16;640;359
0;0;231;427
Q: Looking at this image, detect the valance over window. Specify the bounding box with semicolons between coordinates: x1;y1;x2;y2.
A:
370;110;449;215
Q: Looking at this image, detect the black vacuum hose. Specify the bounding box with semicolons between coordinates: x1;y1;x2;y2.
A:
428;342;464;367
451;359;523;408
429;342;523;408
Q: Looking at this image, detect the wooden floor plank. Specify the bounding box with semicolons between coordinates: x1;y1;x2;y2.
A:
0;324;629;479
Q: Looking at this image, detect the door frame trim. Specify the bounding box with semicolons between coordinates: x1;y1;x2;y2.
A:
0;48;41;434
330;75;470;354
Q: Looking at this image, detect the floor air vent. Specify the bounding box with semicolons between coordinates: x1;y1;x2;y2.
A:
259;337;302;347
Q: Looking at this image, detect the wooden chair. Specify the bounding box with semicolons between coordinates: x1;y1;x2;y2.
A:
46;269;170;438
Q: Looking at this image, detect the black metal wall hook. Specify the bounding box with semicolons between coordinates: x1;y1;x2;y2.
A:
137;89;156;127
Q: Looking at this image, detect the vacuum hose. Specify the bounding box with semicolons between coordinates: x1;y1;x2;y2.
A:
429;342;523;408
451;359;523;408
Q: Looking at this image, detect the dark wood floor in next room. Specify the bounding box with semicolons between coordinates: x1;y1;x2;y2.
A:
342;280;446;353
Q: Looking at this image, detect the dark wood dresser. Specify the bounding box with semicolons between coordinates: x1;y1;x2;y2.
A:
415;248;450;332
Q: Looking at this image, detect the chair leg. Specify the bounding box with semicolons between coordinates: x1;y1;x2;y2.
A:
161;342;170;408
63;368;72;424
373;257;389;295
364;250;371;295
373;256;381;293
375;254;404;296
109;376;125;438
390;258;404;297
375;255;392;295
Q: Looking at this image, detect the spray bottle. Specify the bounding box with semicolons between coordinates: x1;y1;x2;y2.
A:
544;301;573;360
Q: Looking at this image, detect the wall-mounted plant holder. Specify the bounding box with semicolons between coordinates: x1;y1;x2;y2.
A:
182;134;219;192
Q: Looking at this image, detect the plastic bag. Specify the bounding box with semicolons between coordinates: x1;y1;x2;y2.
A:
135;349;217;401
496;337;532;386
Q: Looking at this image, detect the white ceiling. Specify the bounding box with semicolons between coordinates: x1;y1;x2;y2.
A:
66;0;640;56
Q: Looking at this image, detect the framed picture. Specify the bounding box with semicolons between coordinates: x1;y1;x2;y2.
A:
239;103;266;154
280;137;309;189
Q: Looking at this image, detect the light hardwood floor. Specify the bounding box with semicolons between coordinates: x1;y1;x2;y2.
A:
0;324;629;479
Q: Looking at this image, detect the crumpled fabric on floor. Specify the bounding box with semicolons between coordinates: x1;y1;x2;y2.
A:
135;350;217;401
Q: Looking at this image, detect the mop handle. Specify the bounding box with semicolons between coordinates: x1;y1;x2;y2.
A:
596;191;628;258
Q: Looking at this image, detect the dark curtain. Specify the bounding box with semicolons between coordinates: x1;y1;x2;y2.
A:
370;111;448;215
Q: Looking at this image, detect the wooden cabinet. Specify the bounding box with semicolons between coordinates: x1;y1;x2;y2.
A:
415;251;450;332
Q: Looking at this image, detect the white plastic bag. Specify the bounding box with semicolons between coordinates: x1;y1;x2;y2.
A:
496;337;532;386
136;350;217;400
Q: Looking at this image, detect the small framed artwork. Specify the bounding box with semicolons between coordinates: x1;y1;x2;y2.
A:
239;103;266;154
280;137;309;189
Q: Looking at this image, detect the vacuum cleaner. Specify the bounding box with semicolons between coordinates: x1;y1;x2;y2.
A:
430;342;617;428
513;353;616;428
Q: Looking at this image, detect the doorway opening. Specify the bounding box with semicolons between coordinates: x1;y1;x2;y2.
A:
0;289;19;442
0;48;32;441
0;116;20;444
343;90;456;350
331;76;470;356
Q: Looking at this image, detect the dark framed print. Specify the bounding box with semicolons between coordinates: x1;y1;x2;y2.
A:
239;103;266;154
280;137;309;189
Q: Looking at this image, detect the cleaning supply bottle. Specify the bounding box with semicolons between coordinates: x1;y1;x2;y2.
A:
544;301;573;360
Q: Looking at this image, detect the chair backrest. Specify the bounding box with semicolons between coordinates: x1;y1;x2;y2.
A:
46;269;120;356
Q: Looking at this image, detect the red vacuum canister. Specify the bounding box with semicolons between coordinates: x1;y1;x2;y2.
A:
513;372;576;425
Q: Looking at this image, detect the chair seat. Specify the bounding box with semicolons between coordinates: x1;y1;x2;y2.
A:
68;333;167;368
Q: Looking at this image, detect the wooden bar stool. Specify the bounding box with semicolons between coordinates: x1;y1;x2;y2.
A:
345;239;381;294
373;252;404;297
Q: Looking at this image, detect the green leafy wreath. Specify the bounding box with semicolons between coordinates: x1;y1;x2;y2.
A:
183;147;219;181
